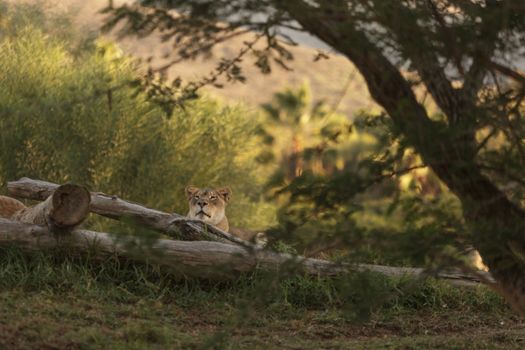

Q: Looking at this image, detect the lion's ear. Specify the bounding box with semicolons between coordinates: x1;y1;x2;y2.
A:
185;186;199;200
216;187;232;203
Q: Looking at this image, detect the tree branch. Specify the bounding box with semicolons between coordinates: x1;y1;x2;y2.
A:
152;29;253;73
462;1;514;98
478;164;525;190
489;61;525;86
278;1;438;154
367;0;462;125
426;0;464;75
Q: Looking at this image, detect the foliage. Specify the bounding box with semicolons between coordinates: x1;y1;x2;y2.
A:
102;0;525;316
1;2;521;347
102;2;525;224
257;105;467;266
258;82;378;183
0;0;96;54
0;7;275;230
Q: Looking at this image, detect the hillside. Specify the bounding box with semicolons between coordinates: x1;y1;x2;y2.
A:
115;33;375;117
72;0;376;117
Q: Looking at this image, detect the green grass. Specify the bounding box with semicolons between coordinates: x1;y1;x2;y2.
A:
0;247;522;349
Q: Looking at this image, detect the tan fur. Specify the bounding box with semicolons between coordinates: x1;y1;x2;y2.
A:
229;227;268;245
185;186;231;232
185;186;268;245
466;248;489;272
0;195;26;219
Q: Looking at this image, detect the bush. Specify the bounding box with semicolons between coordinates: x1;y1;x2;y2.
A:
0;22;275;230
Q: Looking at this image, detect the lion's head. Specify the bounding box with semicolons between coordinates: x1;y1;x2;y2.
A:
185;186;232;231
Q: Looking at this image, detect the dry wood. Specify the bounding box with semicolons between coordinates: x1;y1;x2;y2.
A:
6;177;495;285
0;217;345;277
8;177;251;247
11;183;90;230
0;218;494;284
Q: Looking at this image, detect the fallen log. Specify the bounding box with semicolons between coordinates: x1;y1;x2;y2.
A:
11;183;90;230
0;218;494;284
7;177;251;247
6;177;496;285
0;217;346;277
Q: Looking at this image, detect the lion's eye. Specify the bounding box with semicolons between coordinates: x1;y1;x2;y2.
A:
210;196;217;200
194;195;200;200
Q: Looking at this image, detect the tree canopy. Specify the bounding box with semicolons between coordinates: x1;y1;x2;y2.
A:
103;0;525;315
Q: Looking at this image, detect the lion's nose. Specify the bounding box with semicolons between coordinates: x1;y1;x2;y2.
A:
197;201;207;207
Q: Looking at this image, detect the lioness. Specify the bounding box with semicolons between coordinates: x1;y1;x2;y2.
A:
185;186;267;244
0;195;26;219
185;186;232;232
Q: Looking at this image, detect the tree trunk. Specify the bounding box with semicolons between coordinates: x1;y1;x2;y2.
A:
433;165;525;316
0;217;493;284
7;177;252;247
280;1;525;315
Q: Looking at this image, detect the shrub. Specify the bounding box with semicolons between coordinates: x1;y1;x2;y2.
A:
0;23;275;230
